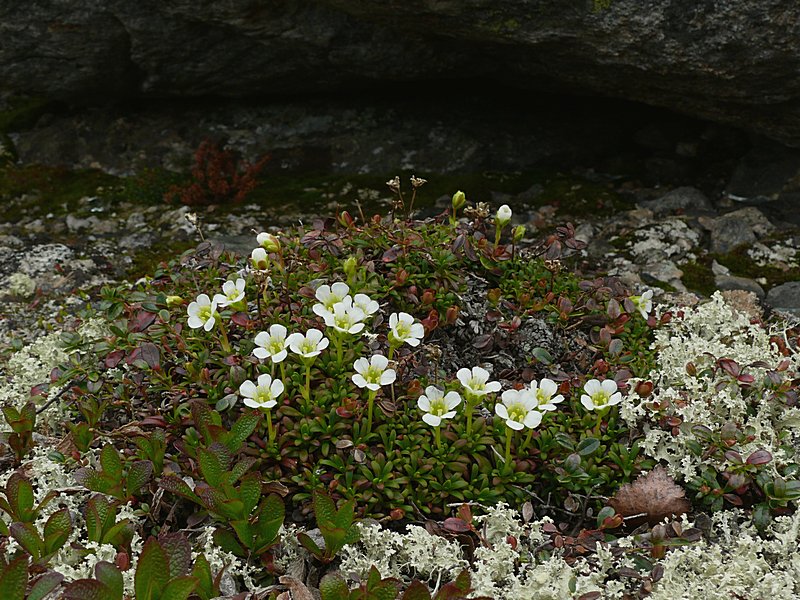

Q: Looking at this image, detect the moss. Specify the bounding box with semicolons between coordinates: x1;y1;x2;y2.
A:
0;96;55;134
126;239;199;280
0;165;121;221
711;243;800;290
679;260;716;297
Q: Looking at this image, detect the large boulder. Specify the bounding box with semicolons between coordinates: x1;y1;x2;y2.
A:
2;0;800;145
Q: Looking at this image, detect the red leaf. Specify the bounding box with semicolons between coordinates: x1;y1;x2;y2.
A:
746;449;773;465
442;517;471;533
129;311;157;333
105;349;125;369
230;312;250;327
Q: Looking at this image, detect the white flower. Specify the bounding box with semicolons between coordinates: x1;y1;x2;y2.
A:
256;232;281;252
495;389;542;431
214;278;246;307
581;378;623;412
417;386;461;427
388;312;425;347
240;373;284;410
352;355;396;391
323;301;366;335
251;247;269;270
630;289;654;319
253;325;289;363
287;328;329;358
456;366;501;398
353;293;379;316
187;294;218;331
530;378;564;412
496;204;512;226
315;282;351;311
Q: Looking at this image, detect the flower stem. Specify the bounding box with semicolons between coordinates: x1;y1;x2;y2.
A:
266;410;275;445
521;428;534;452
435;426;442;452
504;428;514;474
465;396;475;436
279;361;287;388
366;390;377;435
494;226;502;248
304;361;312;409
335;332;344;366
217;319;232;353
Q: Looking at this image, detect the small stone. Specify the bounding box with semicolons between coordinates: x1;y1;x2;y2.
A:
714;275;765;300
640;186;713;215
766;281;800;317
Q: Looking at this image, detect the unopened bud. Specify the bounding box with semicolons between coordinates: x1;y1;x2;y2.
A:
496;204;512;227
256;232;281;253
343;256;358;277
452;190;466;211
165;295;184;307
250;247;269;270
513;224;526;243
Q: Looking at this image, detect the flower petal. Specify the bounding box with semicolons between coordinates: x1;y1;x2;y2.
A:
239;380;257;398
271;380;284;397
539;378;558;397
444;391;462;409
584;379;602;395
269;324;287;339
380;370;397;385
422;413;441;427
523;411;543;429
580;396;596;411
495;404;509;419
353;374;368;388
257;373;273;388
601;379;618;395
417;396;431;411
608;392;623;406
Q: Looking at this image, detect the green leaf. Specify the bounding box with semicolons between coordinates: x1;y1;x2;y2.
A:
228;457;256;485
576;437;601;457
135;537;170;600
191;554;214;600
212;527;246;557
297;532;323;558
158;475;201;505
333;498;356;532
27;571;65;600
224;411;260;453
10;521;44;559
253;493;285;554
160;576;198;600
95;561;124;600
198;448;224;489
43;507;72;554
100;444;124;482
530;347;553;365
62;579;117;600
6;473;34;521
74;468;112;495
0;554;28;600
752;503;771;531
319;572;350;600
102;519;134;548
125;461;154;496
313;491;338;530
237;473;262;516
85;494;116;543
159;533;192;579
231;520;253;550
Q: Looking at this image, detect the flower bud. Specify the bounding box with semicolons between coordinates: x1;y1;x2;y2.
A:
452;190;466;211
513;224;526;243
496;204;512;227
165;295;184;307
251;247;269;270
343;256;358;278
257;232;281;253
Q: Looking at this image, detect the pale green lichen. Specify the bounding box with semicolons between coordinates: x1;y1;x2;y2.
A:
6;272;36;298
620;291;800;482
0;317;111;434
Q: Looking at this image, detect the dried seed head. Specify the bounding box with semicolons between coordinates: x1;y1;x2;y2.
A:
410;175;427;188
386;176;401;192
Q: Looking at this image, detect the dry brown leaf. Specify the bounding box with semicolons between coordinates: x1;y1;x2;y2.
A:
278;576;315;600
608;466;691;525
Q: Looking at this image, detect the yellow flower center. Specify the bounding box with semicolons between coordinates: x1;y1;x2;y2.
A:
197;305;212;321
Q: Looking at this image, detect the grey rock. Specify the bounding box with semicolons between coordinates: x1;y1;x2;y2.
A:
726;138;800;202
704;207;772;254
714;275;765;299
2;1;800;145
766;281;800;317
640;186;714;216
